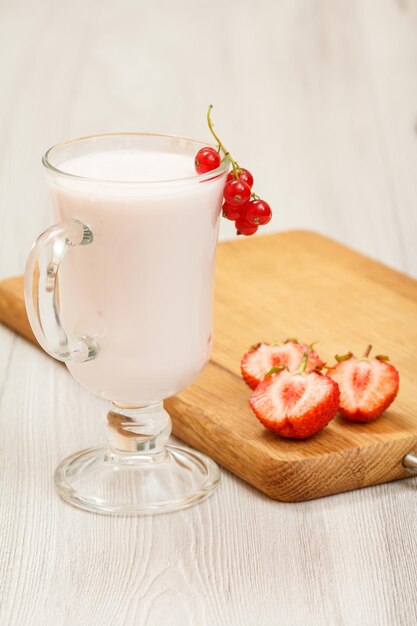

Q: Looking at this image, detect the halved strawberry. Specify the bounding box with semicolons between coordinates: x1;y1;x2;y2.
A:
249;358;339;439
326;345;399;422
241;339;324;390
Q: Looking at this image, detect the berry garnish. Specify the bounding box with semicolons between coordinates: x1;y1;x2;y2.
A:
194;105;272;235
326;345;399;422
244;199;272;226
194;147;221;174
235;217;258;236
249;352;339;439
241;339;324;390
224;179;251;207
222;202;242;221
227;167;254;188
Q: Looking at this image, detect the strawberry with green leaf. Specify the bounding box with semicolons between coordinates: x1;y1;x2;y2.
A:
249;352;339;439
241;339;324;390
326;345;399;422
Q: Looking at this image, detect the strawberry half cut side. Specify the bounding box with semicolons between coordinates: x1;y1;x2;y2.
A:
250;368;340;439
241;340;324;390
326;345;399;422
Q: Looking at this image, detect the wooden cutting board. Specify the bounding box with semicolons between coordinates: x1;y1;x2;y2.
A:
1;231;417;501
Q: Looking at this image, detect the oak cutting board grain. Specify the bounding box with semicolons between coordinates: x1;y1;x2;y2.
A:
1;231;417;501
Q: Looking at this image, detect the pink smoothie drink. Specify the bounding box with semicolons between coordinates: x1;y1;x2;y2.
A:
45;136;228;404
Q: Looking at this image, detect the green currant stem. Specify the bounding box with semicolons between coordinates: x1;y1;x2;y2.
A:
251;192;260;200
207;105;239;179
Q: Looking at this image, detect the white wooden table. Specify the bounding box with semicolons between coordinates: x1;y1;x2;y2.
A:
1;1;416;624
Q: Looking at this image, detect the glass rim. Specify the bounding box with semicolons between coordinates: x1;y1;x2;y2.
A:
42;132;229;185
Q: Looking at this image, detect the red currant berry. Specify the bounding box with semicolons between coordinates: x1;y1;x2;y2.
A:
222;202;241;221
235;216;258;236
244;199;272;225
195;147;221;174
227;168;254;188
223;179;251;207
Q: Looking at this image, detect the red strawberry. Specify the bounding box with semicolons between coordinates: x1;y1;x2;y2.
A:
241;339;324;390
249;354;339;439
326;345;399;423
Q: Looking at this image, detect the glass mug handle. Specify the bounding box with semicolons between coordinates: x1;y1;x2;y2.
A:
24;218;99;363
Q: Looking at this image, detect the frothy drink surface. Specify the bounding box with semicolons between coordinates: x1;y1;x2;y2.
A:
61;150;194;182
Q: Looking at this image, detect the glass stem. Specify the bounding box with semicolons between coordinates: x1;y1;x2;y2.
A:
107;402;171;461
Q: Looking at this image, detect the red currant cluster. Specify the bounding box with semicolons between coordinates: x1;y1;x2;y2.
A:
194;106;272;236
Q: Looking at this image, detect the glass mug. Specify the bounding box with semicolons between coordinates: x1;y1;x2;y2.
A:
25;133;228;515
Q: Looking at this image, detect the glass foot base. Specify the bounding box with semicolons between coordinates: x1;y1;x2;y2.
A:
54;444;220;516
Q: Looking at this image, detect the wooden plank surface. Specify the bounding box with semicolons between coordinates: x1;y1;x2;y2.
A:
1;0;417;624
199;231;417;499
2;231;417;502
